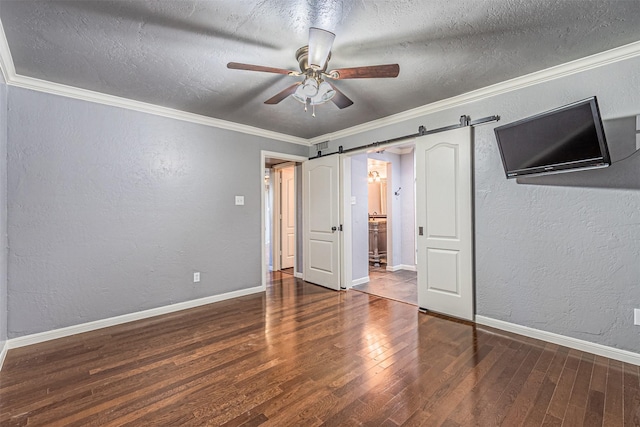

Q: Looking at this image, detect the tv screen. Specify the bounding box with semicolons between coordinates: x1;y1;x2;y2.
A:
494;97;610;178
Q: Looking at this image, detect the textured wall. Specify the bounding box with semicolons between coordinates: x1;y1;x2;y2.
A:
7;87;308;338
320;55;640;353
400;152;416;267
350;154;369;281
0;78;7;347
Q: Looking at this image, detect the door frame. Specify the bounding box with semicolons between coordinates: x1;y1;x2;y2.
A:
340;142;422;289
273;163;296;271
340;144;415;288
260;151;308;290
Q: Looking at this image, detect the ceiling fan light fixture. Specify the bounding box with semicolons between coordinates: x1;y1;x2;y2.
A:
301;77;319;97
228;27;399;112
308;27;335;70
293;78;335;108
292;84;307;104
310;81;336;105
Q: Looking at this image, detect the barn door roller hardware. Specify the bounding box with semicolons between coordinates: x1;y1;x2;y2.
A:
310;114;500;159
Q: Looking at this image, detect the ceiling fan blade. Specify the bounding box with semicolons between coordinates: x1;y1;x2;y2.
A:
327;83;354;109
264;83;301;104
308;27;335;70
328;64;400;79
227;62;294;75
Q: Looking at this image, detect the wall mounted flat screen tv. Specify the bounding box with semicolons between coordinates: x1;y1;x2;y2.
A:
494;97;610;178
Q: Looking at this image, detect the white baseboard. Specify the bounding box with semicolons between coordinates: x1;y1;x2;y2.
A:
386;264;416;272
475;315;640;366
294;272;303;279
352;276;370;286
0;340;7;371
7;286;265;350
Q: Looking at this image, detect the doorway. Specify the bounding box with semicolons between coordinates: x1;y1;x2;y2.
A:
266;126;474;320
272;163;296;276
342;127;473;319
260;151;308;290
367;158;388;268
342;143;417;305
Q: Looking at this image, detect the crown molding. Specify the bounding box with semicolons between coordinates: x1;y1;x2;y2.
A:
10;75;310;145
0;19;308;146
0;17;14;84
307;40;640;145
1;9;639;148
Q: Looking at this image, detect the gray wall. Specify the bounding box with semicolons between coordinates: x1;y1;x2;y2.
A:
320;55;640;353
7;87;308;338
350;153;369;281
400;151;415;267
0;77;7;348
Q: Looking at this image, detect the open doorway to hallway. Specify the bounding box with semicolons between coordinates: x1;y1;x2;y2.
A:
265;160;299;276
261;151;308;290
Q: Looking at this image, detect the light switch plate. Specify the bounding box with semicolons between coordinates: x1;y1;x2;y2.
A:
235;195;245;206
351;196;357;205
635;308;640;326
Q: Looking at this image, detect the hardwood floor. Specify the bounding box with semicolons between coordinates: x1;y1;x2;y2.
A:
1;272;639;426
280;267;294;276
352;267;417;306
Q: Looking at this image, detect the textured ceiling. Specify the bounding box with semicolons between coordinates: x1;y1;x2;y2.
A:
2;0;640;140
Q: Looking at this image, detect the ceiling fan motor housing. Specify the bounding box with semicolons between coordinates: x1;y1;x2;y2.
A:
296;46;331;73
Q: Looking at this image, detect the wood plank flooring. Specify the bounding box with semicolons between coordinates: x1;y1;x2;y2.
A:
352;267;417;306
1;272;639;426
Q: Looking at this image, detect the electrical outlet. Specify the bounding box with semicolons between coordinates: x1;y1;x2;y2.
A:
634;308;640;326
193;272;200;283
235;195;245;206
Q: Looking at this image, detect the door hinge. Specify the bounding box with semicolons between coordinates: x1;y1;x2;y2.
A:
339;224;343;232
418;226;424;236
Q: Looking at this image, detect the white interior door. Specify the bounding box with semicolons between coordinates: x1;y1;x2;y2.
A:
280;166;295;269
303;155;341;290
416;126;474;320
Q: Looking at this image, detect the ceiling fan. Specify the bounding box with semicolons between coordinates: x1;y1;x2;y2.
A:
227;27;400;116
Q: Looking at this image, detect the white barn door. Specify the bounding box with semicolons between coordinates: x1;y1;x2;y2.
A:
303;155;341;290
416;126;474;320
